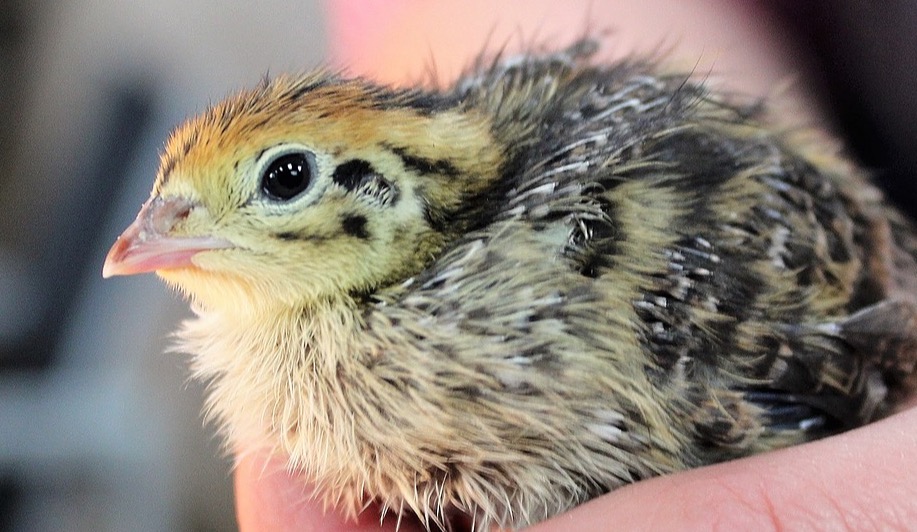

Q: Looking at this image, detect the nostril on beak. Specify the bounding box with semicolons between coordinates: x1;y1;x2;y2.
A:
102;195;226;278
145;196;196;234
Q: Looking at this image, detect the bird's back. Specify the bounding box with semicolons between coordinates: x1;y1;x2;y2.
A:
356;43;917;525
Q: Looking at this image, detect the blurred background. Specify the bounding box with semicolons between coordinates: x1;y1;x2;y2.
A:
0;2;328;530
0;1;913;531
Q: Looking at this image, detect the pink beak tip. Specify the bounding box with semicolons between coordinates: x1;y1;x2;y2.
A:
101;233;133;278
101;231;234;279
102;197;234;279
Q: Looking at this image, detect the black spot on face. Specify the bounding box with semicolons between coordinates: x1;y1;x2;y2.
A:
422;201;449;234
160;136;197;184
159;155;177;183
273;231;329;243
286;77;330;101
372;88;455;114
388;145;461;177
341;214;370;240
332;159;375;191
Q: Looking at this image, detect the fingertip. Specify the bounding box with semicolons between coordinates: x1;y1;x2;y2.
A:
234;453;321;531
234;453;428;532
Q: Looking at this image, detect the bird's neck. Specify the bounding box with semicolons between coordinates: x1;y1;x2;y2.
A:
190;294;364;367
178;296;367;452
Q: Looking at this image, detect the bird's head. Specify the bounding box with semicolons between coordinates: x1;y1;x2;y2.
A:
103;73;504;311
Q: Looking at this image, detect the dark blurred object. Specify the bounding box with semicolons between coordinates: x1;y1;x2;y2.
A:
0;0;154;371
0;84;153;370
0;1;44;370
770;0;917;219
0;85;153;370
0;475;19;532
0;2;30;177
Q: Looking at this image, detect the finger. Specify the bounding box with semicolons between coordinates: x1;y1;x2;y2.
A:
529;405;917;531
234;453;427;532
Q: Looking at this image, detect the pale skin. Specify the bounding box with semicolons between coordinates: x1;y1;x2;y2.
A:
239;401;917;530
235;1;917;529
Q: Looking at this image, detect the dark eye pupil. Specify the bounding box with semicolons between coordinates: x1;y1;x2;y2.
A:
262;153;313;200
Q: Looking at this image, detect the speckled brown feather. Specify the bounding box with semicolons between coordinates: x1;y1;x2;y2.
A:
131;42;917;530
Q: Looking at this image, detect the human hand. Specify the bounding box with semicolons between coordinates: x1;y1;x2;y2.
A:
235;401;917;530
234;452;424;532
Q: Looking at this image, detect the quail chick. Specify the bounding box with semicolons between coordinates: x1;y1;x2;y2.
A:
103;41;917;530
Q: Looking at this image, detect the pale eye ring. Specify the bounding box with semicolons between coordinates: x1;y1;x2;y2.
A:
261;151;315;200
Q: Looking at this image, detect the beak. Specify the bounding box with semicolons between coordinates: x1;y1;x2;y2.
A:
102;196;234;278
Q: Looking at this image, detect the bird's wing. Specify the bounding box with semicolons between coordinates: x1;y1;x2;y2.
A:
367;54;917;462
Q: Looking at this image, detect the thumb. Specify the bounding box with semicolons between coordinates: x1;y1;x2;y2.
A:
530;404;917;531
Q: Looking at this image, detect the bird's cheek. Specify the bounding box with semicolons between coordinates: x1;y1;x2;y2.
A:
102;197;234;277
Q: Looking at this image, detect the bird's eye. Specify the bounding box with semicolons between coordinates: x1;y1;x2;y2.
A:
262;152;315;200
